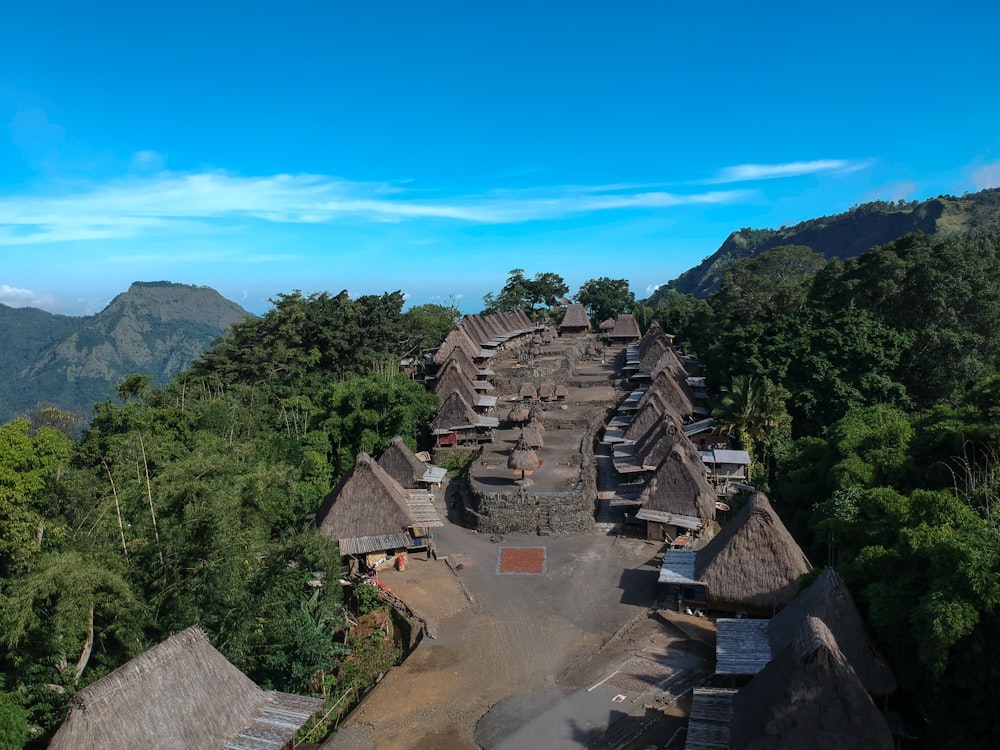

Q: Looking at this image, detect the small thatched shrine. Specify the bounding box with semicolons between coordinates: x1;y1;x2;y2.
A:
693;492;812;616
508;432;540;482
609;313;641;344
728;617;895;750
316;452;442;568
48;626;321;750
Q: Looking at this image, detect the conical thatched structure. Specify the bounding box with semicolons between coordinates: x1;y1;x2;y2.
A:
768;568;897;696
636;438;717;529
695;492;812;615
48;626;320;750
508;432;540;481
528;404;546;424
521;423;544;449
649;345;689;381
518;382;538;400
729;617;895;750
599;318;615;332
506;406;530;425
559;303;591;334
378;436;436;490
433;326;480;366
316;453;419;554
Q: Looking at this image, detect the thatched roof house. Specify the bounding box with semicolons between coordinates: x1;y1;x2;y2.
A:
433;326;480;366
635;438;717;534
432;361;480;405
728;617;895;750
518;382;538;400
599;317;615;332
377;436;447;489
609;313;641;343
559;303;591;334
768;568;896;696
429;392;498;445
622;395;671;443
316;453;442;556
637;369;695;421
694;492;812;615
48;626;320;750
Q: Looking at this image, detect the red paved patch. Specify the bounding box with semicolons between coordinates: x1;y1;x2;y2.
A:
497;546;547;575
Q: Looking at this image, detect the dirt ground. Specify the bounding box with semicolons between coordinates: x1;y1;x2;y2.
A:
320;337;714;750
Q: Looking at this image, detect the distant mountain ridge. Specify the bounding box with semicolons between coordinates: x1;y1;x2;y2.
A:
649;187;1000;302
0;281;250;424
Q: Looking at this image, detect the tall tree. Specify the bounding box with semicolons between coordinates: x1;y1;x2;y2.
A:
575;277;635;323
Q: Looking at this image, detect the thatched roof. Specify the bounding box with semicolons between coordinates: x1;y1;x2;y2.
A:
637;438;716;528
430;391;479;433
638;335;670;373
528;404;546;423
729;617;895;750
519;382;538;400
636;320;664;354
48;626;320;750
560;303;591;331
599;317;615;331
439;343;482;382
768;568;897;696
554;383;568;399
634;417;684;470
460;314;490;346
315;453;417;549
610;313;640;340
521;423;544;449
622;397;671;443
377;437;429;489
506;406;530;424
695;492;812;615
638;369;694;421
508;433;541;472
649;344;689;381
433;326;479;366
432;361;480;407
538;383;555;400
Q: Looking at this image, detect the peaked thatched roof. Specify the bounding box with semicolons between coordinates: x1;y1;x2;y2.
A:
610;313;641;340
637;438;717;527
519;382;538;399
521;423;544;449
433;326;480;366
622;397;671;443
507;406;530;424
48;626;320;750
729;617;895;750
634;416;685;469
599;317;615;331
554;383;568;399
440;343;482;381
377;437;430;489
636;320;664;354
650;344;689;381
316;452;417;547
695;492;812;615
768;568;897;696
638;369;694;421
560;303;591;331
430;391;479;433
509;433;541;472
638;335;670;373
460;315;490;346
432;361;480;407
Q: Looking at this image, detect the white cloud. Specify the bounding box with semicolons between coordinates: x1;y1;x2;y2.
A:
131;150;166;172
0;283;58;310
0;170;749;245
646;283;662;295
972;161;1000;190
707;159;871;184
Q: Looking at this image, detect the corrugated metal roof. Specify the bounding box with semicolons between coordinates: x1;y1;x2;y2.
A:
636;509;702;529
224;692;322;750
710;449;752;465
685;688;737;750
339;533;414;555
421;466;448;484
405;491;444;527
716;618;771;675
658;550;700;585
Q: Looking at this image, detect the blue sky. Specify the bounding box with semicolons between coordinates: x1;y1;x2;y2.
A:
2;1;999;316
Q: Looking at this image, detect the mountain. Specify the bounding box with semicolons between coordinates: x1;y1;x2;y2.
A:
648;187;1000;302
0;281;250;424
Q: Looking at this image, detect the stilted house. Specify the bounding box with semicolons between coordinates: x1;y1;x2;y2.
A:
559;303;591;335
377;436;448;490
316;453;443;571
48;626;321;750
433;360;496;410
608;313;641;345
430;392;498;447
432;326;481;368
692;492;812;616
633;439;717;542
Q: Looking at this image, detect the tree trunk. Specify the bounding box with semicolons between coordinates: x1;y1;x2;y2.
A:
74;604;95;685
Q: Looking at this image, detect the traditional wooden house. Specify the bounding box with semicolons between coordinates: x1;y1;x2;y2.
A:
518;382;538;401
559;303;591;335
728;617;895;750
637;369;696;421
48;626;321;750
692;492;812;616
439;344;494;391
429;392;498;446
316;452;443;569
699;448;752;493
608;313;641;344
553;383;568;400
377;436;448;490
433;361;496;410
432;325;481;367
599;317;615;333
537;382;555;401
633;438;717;542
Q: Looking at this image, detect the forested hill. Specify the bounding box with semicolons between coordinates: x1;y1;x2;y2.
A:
0;281;249;423
649;187;1000;301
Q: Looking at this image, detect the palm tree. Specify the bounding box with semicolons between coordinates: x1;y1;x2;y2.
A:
711;375;787;479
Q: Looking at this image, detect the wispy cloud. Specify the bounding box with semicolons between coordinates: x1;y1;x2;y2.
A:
0;283;58;309
706;159;871;184
972;160;1000;190
0;169;749;245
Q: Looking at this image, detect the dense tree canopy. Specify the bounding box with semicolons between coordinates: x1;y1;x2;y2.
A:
574;277;635;323
482;269;568;316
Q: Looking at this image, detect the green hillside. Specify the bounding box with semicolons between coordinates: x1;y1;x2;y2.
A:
649;187;1000;302
0;281;249;423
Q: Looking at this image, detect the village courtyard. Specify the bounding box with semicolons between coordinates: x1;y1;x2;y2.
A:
321;333;716;750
